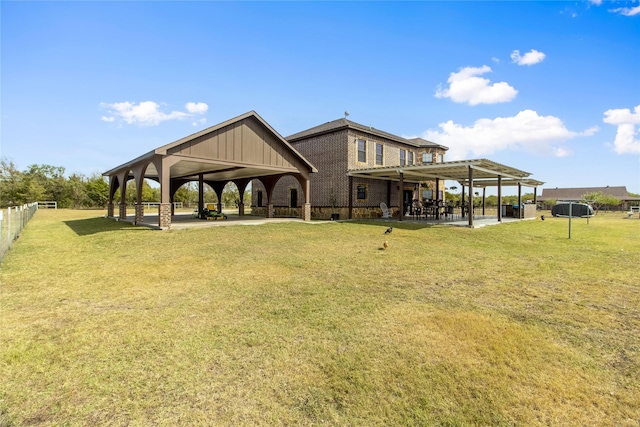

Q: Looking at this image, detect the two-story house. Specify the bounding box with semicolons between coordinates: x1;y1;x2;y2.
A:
251;117;448;219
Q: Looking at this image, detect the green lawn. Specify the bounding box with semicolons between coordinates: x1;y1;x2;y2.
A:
1;209;639;426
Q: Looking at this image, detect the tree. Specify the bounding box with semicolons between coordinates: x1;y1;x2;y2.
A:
0;158;26;206
582;191;621;214
24;164;68;205
85;175;110;208
67;174;88;209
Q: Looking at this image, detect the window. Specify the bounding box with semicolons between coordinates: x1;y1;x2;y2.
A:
357;139;367;162
437;154;444;163
356;184;367;200
400;149;406;166
257;190;263;207
422;153;432;163
408;151;414;165
375;143;383;165
290;188;297;208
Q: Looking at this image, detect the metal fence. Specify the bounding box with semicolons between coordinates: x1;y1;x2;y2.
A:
1;203;39;264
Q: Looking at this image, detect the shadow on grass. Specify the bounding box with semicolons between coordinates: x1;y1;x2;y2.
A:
64;217;145;236
346;219;439;231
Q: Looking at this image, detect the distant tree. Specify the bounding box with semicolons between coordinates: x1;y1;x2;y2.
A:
85;175;109;208
0;158;26;206
582;191;621;214
67;173;88;208
174;182;197;207
25;164;68;206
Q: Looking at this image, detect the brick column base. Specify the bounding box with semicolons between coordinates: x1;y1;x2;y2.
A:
119;204;127;220
239;204;245;216
159;203;172;229
107;203;114;217
135;204;144;224
267;203;274;218
303;203;311;221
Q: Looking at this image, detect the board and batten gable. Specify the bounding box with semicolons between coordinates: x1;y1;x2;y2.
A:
166;116;307;174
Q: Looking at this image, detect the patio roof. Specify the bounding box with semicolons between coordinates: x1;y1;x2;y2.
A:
347;158;544;188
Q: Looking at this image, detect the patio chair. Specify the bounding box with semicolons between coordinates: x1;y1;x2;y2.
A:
380;202;392;219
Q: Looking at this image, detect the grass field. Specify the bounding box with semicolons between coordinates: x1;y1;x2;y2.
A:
1;209;638;426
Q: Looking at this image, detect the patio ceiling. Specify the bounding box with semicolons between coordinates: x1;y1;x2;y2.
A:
347;158;544;188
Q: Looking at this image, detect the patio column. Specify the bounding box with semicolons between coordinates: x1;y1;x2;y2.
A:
134;204;144;225
303;178;311;221
158;157;172;229
348;175;353;220
198;174;204;216
119;203;127;220
435;178;440;219
398;172;404;221
482;188;486;216
468;166;474;227
517;183;522;219
159;203;172;229
497;175;502;222
107;203;114;218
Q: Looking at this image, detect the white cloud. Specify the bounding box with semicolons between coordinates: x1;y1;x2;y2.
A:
186;102;208;114
609;5;640;16
510;49;546;66
589;0;640;16
100;101;208;126
420;110;594;160
435;65;518;106
603;105;640;154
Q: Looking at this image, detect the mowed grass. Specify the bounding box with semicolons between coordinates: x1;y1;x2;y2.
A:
1;210;639;426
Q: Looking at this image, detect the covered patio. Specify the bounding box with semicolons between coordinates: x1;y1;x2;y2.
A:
347;159;544;227
103;111;317;229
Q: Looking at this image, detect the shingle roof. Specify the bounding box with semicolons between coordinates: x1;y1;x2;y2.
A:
407;137;448;150
539;186;639;201
286;118;449;150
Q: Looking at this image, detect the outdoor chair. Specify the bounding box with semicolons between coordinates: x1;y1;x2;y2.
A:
380;202;392;219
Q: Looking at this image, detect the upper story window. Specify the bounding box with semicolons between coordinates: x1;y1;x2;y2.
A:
400;149;406;166
422;153;433;164
375;143;383;166
357;139;367;163
437;153;444;163
408;151;414;165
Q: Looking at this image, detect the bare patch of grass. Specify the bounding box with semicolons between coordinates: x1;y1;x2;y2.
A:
1;209;639;425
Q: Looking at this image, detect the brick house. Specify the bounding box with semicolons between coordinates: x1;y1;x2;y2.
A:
538;186;640;210
251;118;448;220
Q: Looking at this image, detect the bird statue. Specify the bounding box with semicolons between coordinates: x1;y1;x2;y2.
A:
383;241;389;250
384;227;393;235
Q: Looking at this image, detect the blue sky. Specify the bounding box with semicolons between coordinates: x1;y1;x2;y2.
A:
2;1;639;195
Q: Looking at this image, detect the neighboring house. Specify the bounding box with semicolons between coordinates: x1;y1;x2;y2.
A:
538;186;640;210
251;118;449;219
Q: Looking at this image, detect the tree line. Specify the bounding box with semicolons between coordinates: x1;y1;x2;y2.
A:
0;159;248;209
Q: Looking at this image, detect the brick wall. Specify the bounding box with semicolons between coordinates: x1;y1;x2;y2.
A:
250;125;447;219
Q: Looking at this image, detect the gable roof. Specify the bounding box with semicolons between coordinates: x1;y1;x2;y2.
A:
104;111;317;180
286;118;448;151
539;186;638;201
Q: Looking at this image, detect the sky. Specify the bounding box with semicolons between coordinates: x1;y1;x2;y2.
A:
1;0;639;195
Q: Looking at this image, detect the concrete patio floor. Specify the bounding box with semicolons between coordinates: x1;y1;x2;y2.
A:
121;212;534;230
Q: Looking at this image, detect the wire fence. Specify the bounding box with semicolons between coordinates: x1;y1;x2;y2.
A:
1;203;39;265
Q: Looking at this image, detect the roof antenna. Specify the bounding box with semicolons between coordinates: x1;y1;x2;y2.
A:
344;111;350;119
